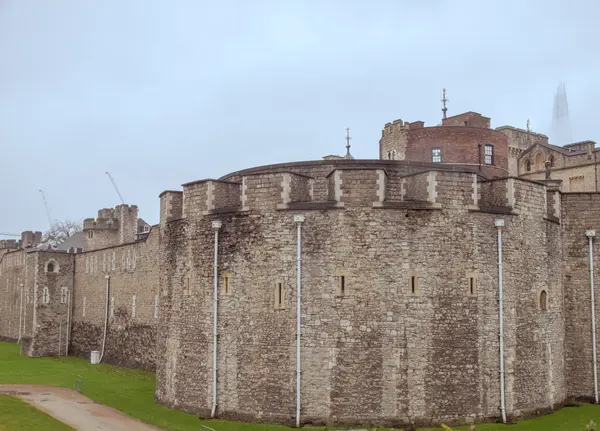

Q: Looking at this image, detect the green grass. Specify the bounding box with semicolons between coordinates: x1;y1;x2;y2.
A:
0;393;73;430
1;341;600;430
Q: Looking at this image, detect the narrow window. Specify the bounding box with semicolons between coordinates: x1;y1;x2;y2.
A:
432;148;442;163
60;287;68;304
110;297;115;318
540;290;548;311
469;278;475;295
464;121;468;126
339;275;345;295
132;295;136;318
411;276;416;294
549;155;555;167
274;282;285;309
46;262;55;273
183;277;190;296
222;274;232;296
112;252;116;271
485;144;493;165
42;286;50;304
277;283;283;307
154;295;159;319
526;160;531;171
88;231;94;239
83;297;86;317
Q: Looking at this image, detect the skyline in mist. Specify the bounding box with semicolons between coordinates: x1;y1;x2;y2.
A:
1;1;598;234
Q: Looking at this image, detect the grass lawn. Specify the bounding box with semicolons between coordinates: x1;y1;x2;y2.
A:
1;341;600;431
0;393;73;430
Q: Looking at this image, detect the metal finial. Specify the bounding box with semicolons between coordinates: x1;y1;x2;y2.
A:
441;88;448;120
526;119;530;133
344;127;354;159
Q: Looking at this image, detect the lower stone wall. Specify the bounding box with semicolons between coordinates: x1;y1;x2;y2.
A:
70;320;156;371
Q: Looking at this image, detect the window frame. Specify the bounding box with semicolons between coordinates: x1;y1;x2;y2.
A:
484;144;494;165
432;148;442;163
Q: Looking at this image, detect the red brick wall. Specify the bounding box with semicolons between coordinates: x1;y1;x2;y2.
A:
442;112;490;128
405;127;509;177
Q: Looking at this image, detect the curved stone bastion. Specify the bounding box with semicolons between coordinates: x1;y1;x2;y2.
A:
155;159;565;428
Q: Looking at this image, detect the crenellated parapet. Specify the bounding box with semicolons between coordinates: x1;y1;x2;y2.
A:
83;204;139;251
165;164;558;223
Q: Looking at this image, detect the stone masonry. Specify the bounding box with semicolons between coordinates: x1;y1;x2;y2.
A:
1;109;600;428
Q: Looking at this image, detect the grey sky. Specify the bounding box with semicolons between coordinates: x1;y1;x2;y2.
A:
1;0;598;234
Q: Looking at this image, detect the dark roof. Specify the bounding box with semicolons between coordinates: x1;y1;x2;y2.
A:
55;231;85;251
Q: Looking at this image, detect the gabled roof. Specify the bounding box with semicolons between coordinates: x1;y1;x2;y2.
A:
518;141;587;159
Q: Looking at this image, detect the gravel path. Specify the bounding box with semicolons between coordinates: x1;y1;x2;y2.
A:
0;384;163;431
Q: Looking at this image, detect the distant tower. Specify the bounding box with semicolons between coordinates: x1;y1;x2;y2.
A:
552;82;571;144
441;88;448;120
344;127;354;159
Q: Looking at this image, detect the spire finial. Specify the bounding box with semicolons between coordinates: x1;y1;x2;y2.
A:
441;88;448;120
526;118;530;133
344;127;354;159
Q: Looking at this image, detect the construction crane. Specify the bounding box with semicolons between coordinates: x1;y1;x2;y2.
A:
105;172;125;205
38;189;53;227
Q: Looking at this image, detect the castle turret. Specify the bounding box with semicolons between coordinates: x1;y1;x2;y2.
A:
83;204;139;251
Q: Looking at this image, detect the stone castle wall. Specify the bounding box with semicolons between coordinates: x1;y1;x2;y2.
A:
155;163;564;428
70;227;159;370
561;193;600;400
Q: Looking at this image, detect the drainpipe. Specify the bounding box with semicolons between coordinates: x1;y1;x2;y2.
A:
495;219;507;423
99;274;110;363
66;289;71;356
587;229;599;403
211;220;222;418
294;214;305;428
18;283;23;344
478;143;482;172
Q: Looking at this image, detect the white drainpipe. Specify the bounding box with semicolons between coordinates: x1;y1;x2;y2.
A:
18;283;23;344
211;220;222;418
66;289;71;355
587;229;599;403
294;214;305;428
495;219;507;424
99;274;110;363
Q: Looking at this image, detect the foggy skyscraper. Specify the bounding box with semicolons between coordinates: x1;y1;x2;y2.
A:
552;82;572;145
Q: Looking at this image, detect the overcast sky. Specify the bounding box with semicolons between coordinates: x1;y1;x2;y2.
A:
1;0;598;234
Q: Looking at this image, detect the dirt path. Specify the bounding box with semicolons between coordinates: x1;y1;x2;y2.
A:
0;384;163;431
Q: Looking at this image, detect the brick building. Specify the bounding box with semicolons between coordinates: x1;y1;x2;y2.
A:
1;108;600;428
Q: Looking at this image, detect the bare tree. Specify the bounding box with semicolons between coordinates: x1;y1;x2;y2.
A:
42;219;83;246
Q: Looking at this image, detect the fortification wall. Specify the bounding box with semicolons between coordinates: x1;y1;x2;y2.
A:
561;193;600;400
24;252;75;357
70;227;159;370
0;250;27;341
156;166;563;427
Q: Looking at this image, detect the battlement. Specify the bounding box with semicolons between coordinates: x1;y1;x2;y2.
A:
83;204;139;251
0;239;17;250
170;165;556;221
381;119;425;137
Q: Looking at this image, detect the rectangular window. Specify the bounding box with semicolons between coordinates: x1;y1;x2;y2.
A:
43;286;50;304
154;295;159;319
432;148;441;163
408;272;420;296
132;295;136;318
466;273;477;296
183;277;190;296
222;273;232;296
274;282;285;309
484;144;493;164
60;287;68;304
335;272;348;297
83;297;86;317
88;231;93;239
